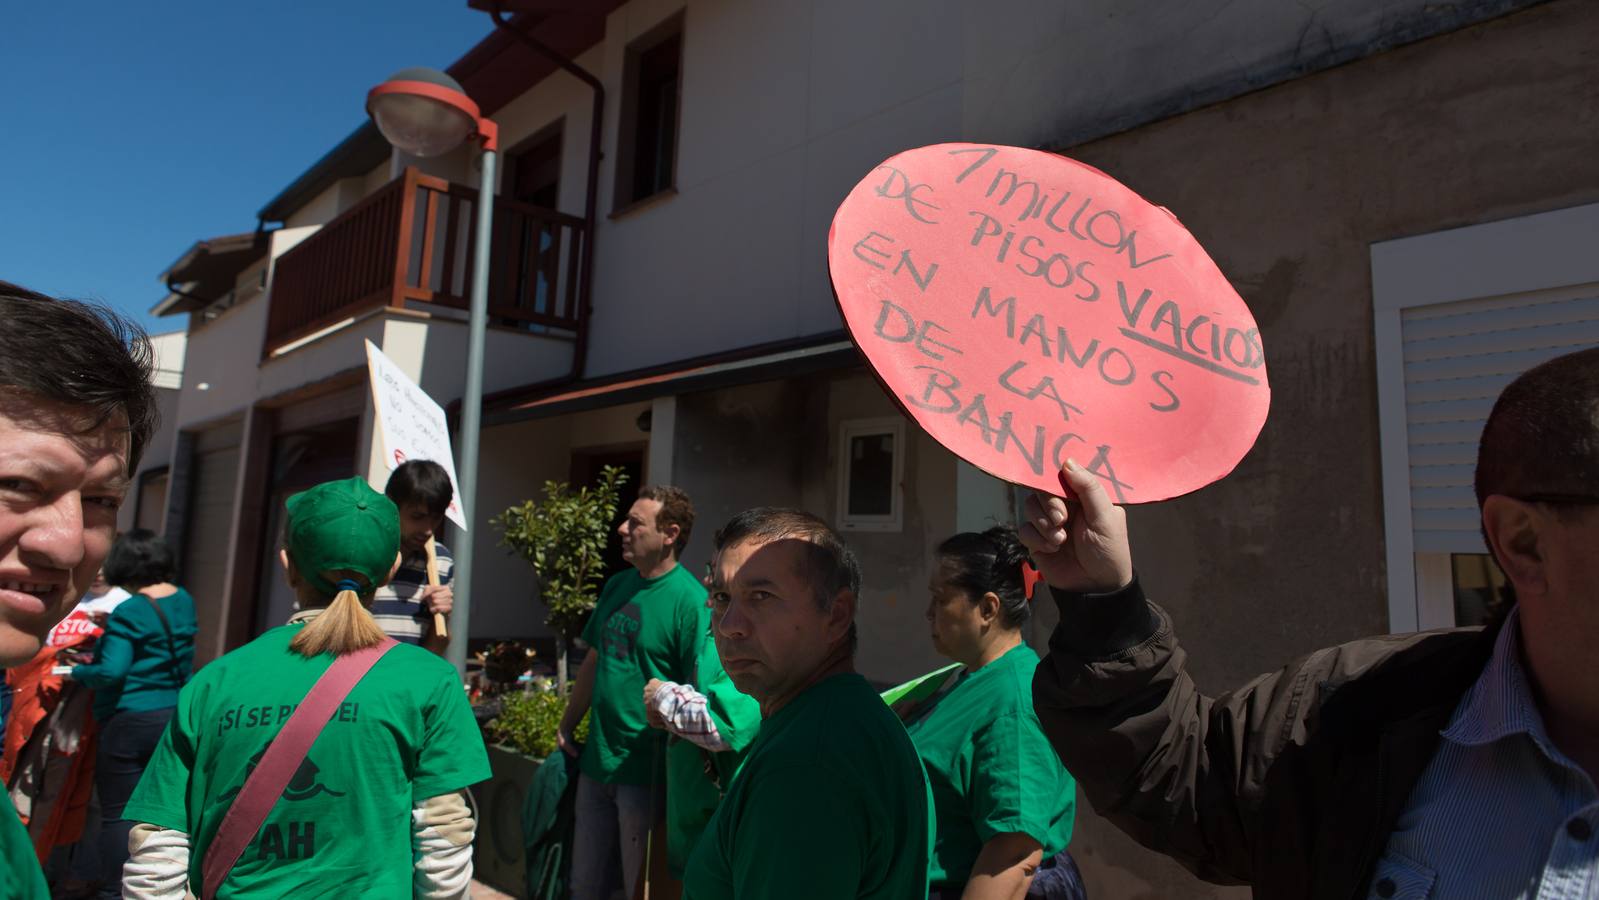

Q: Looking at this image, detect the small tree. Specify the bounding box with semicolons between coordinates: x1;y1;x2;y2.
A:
492;465;628;694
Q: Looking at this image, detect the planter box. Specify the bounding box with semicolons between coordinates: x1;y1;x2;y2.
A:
471;743;544;898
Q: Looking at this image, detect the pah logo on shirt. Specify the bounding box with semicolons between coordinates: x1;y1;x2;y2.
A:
221;748;347;804
220;749;345;862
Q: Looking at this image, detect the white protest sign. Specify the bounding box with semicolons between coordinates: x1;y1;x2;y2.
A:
365;340;468;530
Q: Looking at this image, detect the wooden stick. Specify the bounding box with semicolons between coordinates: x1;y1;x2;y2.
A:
425;536;448;639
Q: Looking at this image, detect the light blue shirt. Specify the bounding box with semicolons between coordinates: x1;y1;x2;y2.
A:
1375;608;1598;898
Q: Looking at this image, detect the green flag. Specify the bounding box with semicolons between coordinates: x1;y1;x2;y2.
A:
880;662;963;718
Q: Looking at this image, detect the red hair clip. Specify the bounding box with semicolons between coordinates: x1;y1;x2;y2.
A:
1021;562;1044;601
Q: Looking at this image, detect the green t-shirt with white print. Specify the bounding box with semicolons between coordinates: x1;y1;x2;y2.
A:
579;563;708;786
124;623;489;898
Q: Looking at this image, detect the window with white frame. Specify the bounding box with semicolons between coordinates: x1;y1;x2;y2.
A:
1371;201;1599;633
837;418;905;532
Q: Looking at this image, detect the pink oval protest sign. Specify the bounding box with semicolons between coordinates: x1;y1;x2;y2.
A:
828;143;1270;503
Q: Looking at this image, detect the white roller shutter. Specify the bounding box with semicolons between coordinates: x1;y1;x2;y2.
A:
1401;284;1599;553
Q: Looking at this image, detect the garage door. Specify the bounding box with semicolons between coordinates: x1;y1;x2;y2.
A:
183;425;241;664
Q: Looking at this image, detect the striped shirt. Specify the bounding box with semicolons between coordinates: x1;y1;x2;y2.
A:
1375;607;1598;899
369;544;454;645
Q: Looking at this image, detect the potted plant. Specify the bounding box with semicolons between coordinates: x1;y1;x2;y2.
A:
492;465;627;692
474;687;589;897
488;686;587;759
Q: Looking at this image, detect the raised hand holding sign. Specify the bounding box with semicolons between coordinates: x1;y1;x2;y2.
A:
828;144;1270;503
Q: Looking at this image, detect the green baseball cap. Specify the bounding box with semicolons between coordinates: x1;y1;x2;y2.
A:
284;477;401;598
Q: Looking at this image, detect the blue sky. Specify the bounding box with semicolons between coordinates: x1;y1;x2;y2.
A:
0;2;494;333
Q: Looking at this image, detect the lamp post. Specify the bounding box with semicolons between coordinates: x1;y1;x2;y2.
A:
368;67;499;676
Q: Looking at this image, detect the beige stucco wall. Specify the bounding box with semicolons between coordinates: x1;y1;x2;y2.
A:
468;416;573;643
370;315;572;414
457;0;1543;383
281;181;344;230
181;299;570;446
171;290;272;430
665;371;959;684
467;401;653;642
281;160;391;230
171;223;327;432
365;159;393;196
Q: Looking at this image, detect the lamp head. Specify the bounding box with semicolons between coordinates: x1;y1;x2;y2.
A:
367;67;481;158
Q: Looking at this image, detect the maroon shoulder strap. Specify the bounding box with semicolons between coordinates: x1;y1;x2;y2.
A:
200;638;397;899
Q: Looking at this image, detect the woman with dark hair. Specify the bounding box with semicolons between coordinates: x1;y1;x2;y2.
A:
901;526;1084;900
69;529;196;900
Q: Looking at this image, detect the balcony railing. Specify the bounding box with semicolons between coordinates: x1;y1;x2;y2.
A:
265;166;586;354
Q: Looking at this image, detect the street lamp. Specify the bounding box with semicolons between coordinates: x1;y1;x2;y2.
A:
368;67;498;676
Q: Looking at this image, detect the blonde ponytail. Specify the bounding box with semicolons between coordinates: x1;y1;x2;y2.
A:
290;578;389;657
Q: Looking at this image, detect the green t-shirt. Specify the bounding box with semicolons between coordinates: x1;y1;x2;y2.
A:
123;624;491;898
682;673;932;900
1;791;47;899
579;563;706;785
903;644;1075;887
665;624;762;876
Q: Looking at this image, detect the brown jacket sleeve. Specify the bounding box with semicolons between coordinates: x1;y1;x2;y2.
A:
1031;576;1331;886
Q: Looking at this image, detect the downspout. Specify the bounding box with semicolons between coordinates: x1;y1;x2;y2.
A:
486;2;602;388
163;275;214;310
163;218;275;308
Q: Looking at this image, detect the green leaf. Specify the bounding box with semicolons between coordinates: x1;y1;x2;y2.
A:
485;687;590;758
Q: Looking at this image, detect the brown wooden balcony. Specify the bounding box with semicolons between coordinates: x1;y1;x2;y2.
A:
265;166;586;355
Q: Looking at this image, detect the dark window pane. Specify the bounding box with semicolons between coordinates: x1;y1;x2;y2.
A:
847;432;895;517
631;33;680;202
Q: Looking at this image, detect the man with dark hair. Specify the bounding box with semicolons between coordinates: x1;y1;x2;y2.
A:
637;484;695;553
0;281;155;899
680;508;931;900
1024;346;1599;899
376;460;456;655
560;484;709;900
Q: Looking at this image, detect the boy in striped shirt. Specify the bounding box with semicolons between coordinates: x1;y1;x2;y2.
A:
376;460;456;655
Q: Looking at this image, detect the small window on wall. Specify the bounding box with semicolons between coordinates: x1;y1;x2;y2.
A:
838;419;904;532
614;14;683;211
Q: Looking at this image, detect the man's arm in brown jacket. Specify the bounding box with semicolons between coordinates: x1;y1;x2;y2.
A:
1019;459;1334;885
1032;576;1323;886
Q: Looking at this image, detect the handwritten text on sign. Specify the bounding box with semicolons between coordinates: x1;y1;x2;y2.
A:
365;341;468;529
828;144;1270;502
